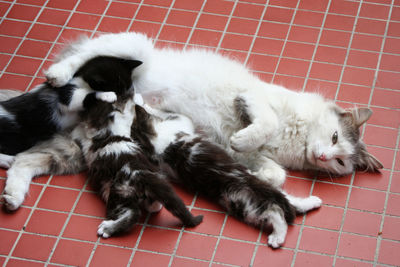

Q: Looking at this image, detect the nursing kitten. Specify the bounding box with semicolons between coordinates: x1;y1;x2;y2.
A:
45;32;383;188
71;92;203;237
0;56;141;155
0;56;141;210
131;103;321;248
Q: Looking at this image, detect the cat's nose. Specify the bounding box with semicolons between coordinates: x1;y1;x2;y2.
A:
318;154;327;162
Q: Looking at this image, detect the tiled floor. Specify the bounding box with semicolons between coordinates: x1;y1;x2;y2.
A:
0;0;399;266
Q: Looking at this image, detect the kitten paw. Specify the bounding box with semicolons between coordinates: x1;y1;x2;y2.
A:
268;233;285;248
96;92;117;103
2;193;24;211
146;201;163;213
255;166;286;188
230;130;262;152
97;220;117;238
0;154;15;169
184;215;204;227
305;196;322;211
44;64;73;87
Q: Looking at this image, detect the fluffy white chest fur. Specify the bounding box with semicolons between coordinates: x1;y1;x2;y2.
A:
45;32;383;187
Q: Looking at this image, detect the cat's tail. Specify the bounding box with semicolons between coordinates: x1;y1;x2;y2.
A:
141;171;203;227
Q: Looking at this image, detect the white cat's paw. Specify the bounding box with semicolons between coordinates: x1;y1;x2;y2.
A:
255;166;286;188
230;130;262;153
0;154;15;169
97;220;116;238
2;192;24;211
146;201;163;213
44;64;73;87
268;233;285;248
96;92;117;103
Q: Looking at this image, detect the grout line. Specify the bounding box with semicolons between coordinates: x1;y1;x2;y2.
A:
182;0;207;50
215;0;239;53
0;0;15;25
300;0;333;93
271;0;301;83
372;3;399;263
151;0;177;45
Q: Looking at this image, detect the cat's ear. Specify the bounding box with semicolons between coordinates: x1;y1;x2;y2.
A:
125;60;143;70
134;105;150;123
340;108;373;128
356;143;384;172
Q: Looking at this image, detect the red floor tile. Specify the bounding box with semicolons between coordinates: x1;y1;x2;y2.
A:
0;36;22;54
13;233;56;261
138;227;180;254
221;33;253;51
63;215;102;242
0;206;31;230
390;172;400;193
347;50;379;69
233;2;264;19
37;187;79;212
329;0;359;15
294;252;333;267
356;18;387;35
378;240;400;266
23;184;44;207
167;9;197;27
197;13;228;31
305;205;344;230
364;125;398;148
68;13;101;30
360;2;391;19
189;29;222;47
264;6;294;23
17;39;52;59
27;24;61;42
315;45;347;65
384;37;400;54
6;56;43;76
171;257;209;267
274;75;305;91
203;0;234;16
7;4;40;21
214;239;255;266
277;58;310;77
299;227;339;254
222;216;260;242
47;0;78;10
247;53;278;73
159;25;191;43
342;66;375;87
335;258;373;267
253;245;294;267
130;21;161;38
176;232;217;260
288;25;320;43
250;37;282;57
337;84;371;104
0;229;18;255
131;251;170;267
37;8;70;26
258;21;290;39
0;19;31;37
343;209;382;236
186;209;225;236
320;29;351;48
228;17;259;35
74;191;104;217
107;2;138;18
348;187;386;213
337;233;377;261
386;193;400;216
0;73;32;91
325;14;356;31
136;5;168;23
353;170;390;191
382;216;400;241
98;17;131;33
90;245;131;267
309;62;342;82
6;258;44;267
76;0;108;14
351;33;383;52
312;182;349;207
100;224;142;247
25;210;68;236
283;42;315;60
50;239;94;266
294;10;325;27
148;205;187;229
173;0;203;11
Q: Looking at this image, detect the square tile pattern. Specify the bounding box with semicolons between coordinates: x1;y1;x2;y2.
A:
0;0;399;266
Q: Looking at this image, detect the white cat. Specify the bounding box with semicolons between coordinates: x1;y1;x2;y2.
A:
45;32;383;187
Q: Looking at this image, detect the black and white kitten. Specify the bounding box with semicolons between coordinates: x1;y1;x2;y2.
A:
71;92;203;238
0;56;142;156
131;103;322;248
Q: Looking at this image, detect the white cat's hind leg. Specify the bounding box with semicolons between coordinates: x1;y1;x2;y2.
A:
284;193;322;213
0;154;15;169
253;156;286;188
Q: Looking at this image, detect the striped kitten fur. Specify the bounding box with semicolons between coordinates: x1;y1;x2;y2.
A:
71;92;203;238
131;104;322;248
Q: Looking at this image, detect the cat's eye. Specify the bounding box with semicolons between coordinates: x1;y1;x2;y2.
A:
336;158;345;166
332;131;338;145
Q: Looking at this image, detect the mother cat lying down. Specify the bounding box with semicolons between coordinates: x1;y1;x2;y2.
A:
46;32;383;187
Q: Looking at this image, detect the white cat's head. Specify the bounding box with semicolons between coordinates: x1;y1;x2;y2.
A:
306;106;383;176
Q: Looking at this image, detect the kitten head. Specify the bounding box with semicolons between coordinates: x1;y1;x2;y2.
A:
74;56;142;95
306;106;383;176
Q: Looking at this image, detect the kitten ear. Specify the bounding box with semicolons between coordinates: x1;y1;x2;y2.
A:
340;108;373;128
134;105;151;123
356;143;384;172
125;60;143;70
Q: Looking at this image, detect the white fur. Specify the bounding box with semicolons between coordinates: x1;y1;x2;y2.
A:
45;32;367;186
0;153;14;169
98;141;138;158
98;210;133;238
0;105;15;121
96;91;117;103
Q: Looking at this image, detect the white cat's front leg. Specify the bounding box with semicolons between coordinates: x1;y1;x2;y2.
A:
253;156;286;188
45;55;87;87
0;154;15;169
230;93;278;153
